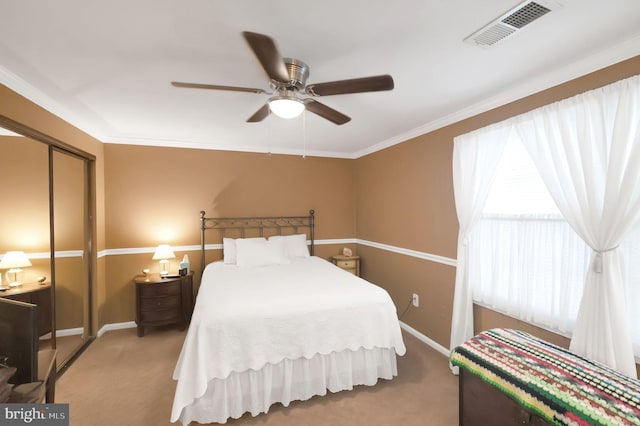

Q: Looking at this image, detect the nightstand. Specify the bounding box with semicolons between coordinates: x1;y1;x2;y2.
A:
133;272;194;337
331;255;360;277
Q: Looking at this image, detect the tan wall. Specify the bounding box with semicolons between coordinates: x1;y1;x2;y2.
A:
102;144;356;325
0;136;50;255
355;56;640;353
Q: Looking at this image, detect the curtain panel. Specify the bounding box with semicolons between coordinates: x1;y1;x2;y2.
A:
449;123;510;373
514;75;640;377
450;75;640;377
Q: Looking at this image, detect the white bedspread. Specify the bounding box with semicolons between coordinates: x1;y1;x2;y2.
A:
171;256;406;422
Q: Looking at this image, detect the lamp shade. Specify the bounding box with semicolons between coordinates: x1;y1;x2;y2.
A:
269;97;305;119
152;244;175;261
0;251;32;269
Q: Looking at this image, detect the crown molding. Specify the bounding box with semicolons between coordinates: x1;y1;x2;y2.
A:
352;35;640;159
102;135;354;159
3;35;637;160
0;66;107;141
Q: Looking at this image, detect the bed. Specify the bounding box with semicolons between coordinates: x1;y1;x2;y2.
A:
450;328;640;426
171;210;406;424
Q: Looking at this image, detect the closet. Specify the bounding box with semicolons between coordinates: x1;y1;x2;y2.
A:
0;121;94;372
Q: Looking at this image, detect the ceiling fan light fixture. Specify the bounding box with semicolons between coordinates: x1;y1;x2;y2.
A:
268;96;305;119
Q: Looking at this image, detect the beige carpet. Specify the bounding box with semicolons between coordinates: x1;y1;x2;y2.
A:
56;327;458;425
40;334;89;369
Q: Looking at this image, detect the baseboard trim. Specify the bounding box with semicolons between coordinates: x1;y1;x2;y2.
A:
39;327;84;340
97;321;136;337
57;327;84;337
399;321;450;357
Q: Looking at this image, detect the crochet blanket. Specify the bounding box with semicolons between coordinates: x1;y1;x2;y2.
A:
450;328;640;426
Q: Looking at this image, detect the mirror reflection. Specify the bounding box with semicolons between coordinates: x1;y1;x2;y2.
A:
51;149;90;368
0;133;52;338
0;128;92;371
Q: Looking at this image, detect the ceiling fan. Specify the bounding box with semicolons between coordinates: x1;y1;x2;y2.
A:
171;32;394;125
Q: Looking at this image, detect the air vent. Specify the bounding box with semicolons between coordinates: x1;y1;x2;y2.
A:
464;0;561;47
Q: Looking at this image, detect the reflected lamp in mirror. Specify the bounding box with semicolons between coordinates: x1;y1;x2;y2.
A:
152;244;175;276
0;251;32;287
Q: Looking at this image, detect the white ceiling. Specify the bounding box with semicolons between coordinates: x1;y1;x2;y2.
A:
1;0;639;158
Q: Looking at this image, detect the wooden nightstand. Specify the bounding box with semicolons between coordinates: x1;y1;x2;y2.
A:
133;272;193;337
331;255;360;277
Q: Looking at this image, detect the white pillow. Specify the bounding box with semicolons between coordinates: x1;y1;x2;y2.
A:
223;237;266;264
235;238;290;267
268;234;310;259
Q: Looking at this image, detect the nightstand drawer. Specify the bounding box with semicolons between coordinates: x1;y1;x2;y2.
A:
337;259;357;269
140;295;180;311
140;309;180;323
139;282;180;298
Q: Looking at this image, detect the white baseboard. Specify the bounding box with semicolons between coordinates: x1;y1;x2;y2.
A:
39;327;84;340
56;327;84;337
399;321;450;357
97;321;136;337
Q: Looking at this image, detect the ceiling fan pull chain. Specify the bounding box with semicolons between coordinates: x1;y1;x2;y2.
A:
302;110;307;159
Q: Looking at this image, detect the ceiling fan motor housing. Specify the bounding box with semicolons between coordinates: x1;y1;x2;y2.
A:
270;58;309;91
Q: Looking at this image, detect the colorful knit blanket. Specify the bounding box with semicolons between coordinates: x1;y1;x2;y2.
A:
450;328;640;425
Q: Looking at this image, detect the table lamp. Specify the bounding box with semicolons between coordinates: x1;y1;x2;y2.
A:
0;251;32;287
153;244;175;276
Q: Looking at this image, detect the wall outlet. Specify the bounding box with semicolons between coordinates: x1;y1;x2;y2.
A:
412;293;419;307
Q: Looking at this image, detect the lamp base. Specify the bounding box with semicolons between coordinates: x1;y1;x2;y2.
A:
160;270;169;276
9;281;22;288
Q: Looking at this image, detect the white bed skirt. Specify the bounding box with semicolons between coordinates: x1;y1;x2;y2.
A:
174;346;399;425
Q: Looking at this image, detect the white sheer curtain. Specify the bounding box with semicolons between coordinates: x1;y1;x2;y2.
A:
471;137;590;334
514;75;640;377
449;123;510;373
471;213;590;332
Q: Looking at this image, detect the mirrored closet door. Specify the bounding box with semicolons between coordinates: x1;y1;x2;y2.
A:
51;148;92;368
0;123;94;372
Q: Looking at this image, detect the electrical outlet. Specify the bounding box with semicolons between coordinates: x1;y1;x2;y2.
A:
412;293;419;307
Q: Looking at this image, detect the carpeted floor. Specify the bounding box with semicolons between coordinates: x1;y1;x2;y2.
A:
56;327;458;425
41;334;89;369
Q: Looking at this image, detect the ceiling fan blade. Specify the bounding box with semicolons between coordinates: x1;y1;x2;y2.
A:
171;81;265;94
242;32;290;84
246;104;270;123
306;74;394;97
303;99;351;125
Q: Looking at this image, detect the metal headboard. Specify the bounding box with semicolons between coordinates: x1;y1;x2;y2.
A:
200;210;315;275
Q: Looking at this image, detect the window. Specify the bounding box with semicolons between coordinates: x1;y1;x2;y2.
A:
469;134;640;357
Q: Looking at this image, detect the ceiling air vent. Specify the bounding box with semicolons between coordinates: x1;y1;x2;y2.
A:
464;0;561;47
